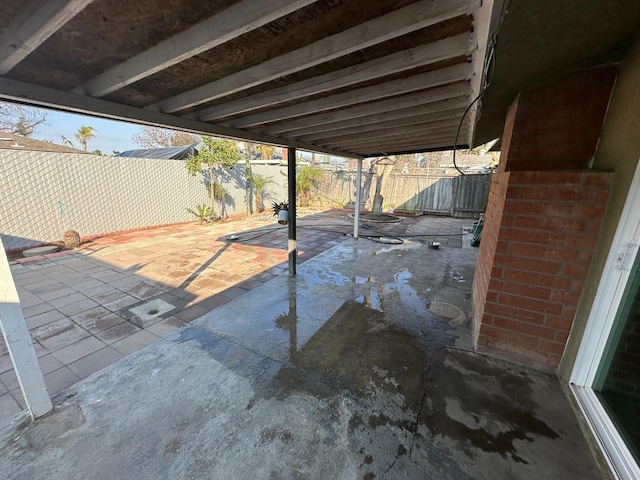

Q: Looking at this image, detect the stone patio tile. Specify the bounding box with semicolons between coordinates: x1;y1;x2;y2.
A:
21;302;55;319
48;292;88;309
0;369;18;391
32;318;91;352
36;286;78;302
38;354;64;375
43;367;80;395
57;297;100;317
69;306;112;325
25;309;66;329
82;313;127;334
95;322;143;344
91;287;127;303
197;295;231;312
67;347;124;379
52;336;107;364
15;292;44;308
72;279;109;293
0;394;21;419
102;294;140;312
111;331;158;356
145;316;187;337
0;354;12;375
174;304;210;322
23;279;66;294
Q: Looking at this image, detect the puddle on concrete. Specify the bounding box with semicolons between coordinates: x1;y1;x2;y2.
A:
416;349;559;466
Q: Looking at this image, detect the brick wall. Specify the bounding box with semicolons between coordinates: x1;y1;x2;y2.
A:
475;171;611;371
472;172;509;340
499;67;617;172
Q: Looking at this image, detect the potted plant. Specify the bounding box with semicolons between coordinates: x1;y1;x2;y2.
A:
272;201;289;225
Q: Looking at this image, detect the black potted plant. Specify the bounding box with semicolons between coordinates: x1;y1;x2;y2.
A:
272;201;289;225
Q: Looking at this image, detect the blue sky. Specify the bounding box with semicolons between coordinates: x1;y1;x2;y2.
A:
31;108;141;154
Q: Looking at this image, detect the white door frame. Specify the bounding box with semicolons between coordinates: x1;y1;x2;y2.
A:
570;158;640;480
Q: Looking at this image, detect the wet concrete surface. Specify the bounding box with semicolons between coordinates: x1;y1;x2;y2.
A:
0;235;602;479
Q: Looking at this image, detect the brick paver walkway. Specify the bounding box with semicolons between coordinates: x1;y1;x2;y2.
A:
0;210;467;419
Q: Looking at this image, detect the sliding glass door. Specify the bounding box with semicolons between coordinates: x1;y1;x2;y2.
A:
571;160;640;480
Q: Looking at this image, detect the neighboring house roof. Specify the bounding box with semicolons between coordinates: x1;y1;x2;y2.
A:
0;133;87;154
119;144;198;160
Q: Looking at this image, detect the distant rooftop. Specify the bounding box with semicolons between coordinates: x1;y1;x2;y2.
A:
0;132;87;154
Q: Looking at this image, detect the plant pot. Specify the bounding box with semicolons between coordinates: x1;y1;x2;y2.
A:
277;209;289;225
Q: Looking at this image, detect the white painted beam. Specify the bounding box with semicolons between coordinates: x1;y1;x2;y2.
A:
0;239;52;419
73;0;316;97
344;134;462;155
0;0;93;75
297;108;467;143
0;76;361;159
195;33;473;122
339;129;463;148
150;0;479;113
227;64;470;129
262;84;469;135
317;125;465;149
281;98;469;139
465;0;495;146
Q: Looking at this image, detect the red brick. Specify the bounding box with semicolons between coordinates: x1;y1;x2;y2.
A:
493;316;523;332
501;282;552;300
498;293;563;315
545;315;573;330
500;228;567;245
517;186;592;203
514;215;587;233
522;323;556;340
502;269;569;289
581;173;612;187
550;290;581;305
538;339;566;355
480;325;540;348
495;255;560;274
483;302;546;324
504;201;574;217
573;204;607;219
508;244;578;262
555;330;570;343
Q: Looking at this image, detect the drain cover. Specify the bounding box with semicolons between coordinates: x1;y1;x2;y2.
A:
428;302;463;320
129;299;175;328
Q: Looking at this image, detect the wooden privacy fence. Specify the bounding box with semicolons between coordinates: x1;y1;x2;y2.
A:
315;171;490;218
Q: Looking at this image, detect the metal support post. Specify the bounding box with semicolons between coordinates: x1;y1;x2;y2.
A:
353;158;363;239
287;146;297;276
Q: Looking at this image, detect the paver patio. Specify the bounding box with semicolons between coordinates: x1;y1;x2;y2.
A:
0;209;466;420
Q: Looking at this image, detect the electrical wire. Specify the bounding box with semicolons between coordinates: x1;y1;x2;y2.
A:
452;0;511;176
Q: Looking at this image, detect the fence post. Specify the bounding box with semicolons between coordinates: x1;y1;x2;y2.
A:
450;175;459;217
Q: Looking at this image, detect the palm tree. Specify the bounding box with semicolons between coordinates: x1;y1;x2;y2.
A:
250;173;275;213
75;126;95;151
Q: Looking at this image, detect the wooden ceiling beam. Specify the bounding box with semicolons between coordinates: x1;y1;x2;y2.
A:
261;84;469;135
195;33;473;122
295;107;467;142
0;0;93;75
226;63;469;129
149;0;479;113
73;0;317;97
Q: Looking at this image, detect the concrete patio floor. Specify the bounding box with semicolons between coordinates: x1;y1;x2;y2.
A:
0;218;601;479
0;210;463;420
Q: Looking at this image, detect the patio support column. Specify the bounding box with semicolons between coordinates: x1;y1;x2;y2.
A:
353;158;363;239
288;146;297;276
0;239;52;418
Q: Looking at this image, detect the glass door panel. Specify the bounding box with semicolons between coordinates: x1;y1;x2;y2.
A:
594;250;640;463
